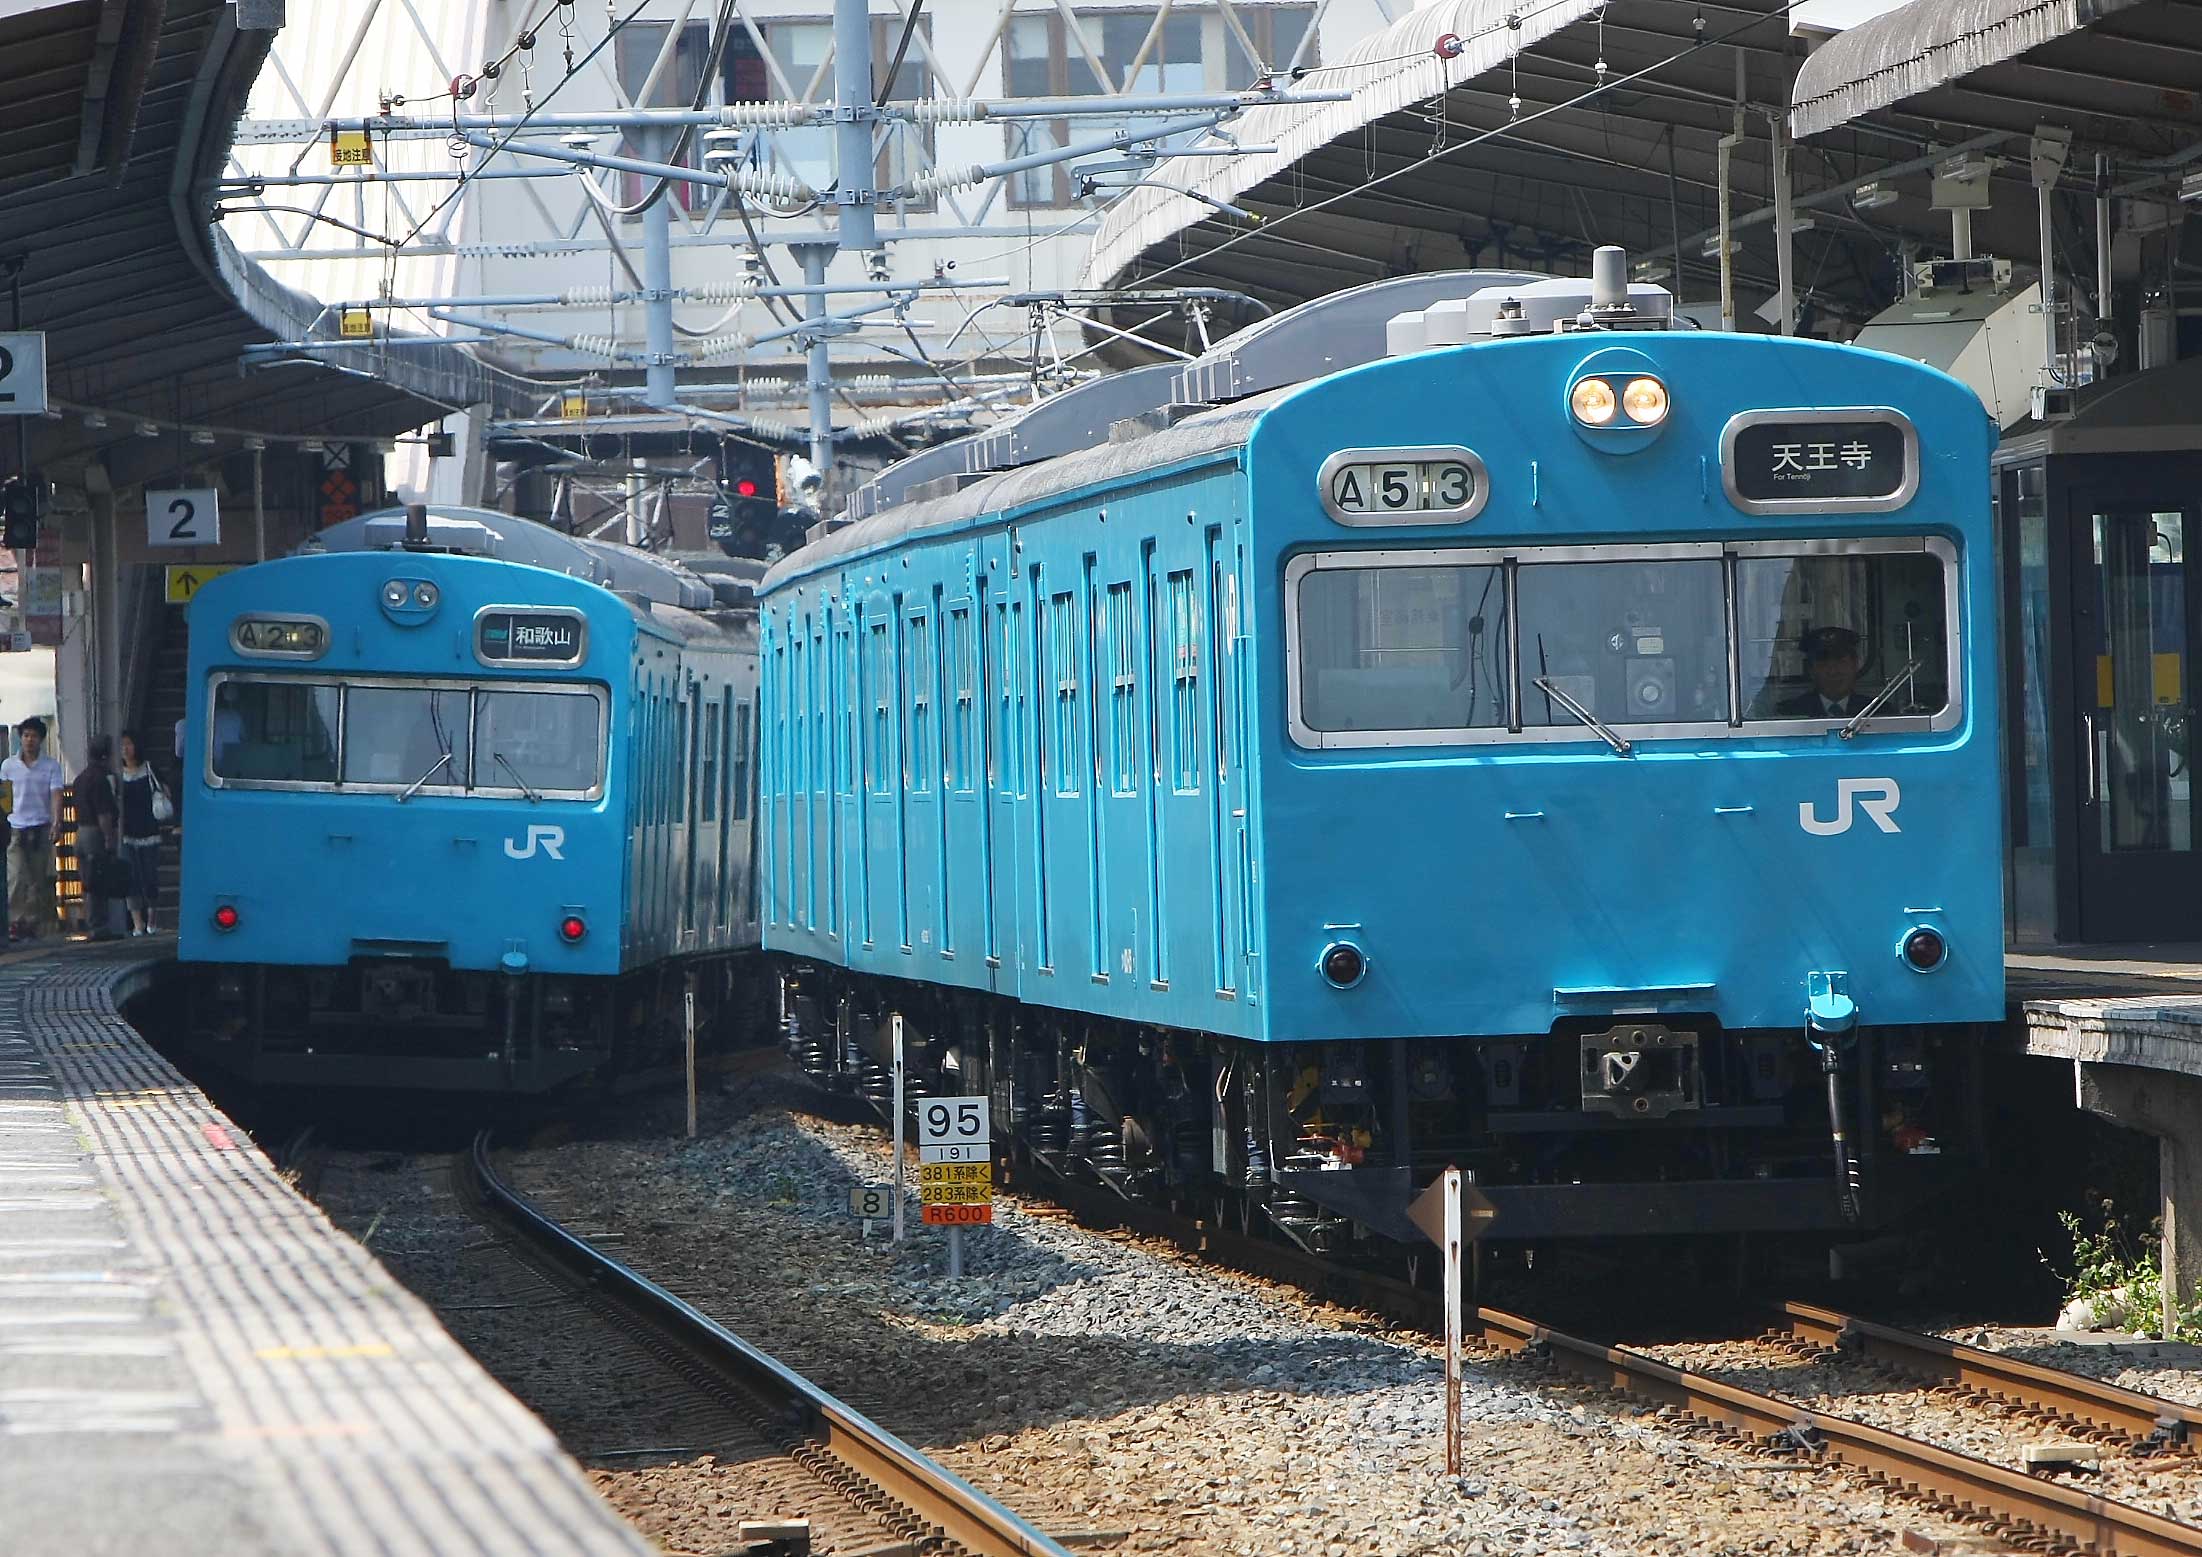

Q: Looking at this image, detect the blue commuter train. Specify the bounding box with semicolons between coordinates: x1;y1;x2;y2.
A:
761;252;2003;1247
176;506;763;1091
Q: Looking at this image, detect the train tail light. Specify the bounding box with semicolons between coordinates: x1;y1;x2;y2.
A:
1319;941;1367;989
213;904;240;932
558;915;587;944
1900;926;1947;973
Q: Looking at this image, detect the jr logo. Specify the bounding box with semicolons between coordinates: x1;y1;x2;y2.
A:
505;824;566;860
1799;778;1901;837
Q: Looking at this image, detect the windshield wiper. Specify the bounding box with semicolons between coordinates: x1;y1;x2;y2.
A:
1533;676;1633;756
396;749;453;802
1838;658;1922;741
493;750;541;803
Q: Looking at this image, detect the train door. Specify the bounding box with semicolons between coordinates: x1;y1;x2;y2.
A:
2066;479;2202;940
975;560;1005;991
1097;563;1148;989
1201;528;1235;998
682;689;700;945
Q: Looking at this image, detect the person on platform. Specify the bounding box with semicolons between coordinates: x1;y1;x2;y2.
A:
4;718;64;939
115;730;166;937
73;734;119;941
1778;626;1876;719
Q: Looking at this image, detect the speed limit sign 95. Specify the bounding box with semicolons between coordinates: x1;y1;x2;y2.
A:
916;1096;990;1164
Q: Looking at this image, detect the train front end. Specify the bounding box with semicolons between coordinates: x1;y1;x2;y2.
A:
1243;268;2001;1243
178;548;632;1090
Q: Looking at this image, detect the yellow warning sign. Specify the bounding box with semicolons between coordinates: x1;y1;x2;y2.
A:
918;1161;992;1206
339;307;373;339
330;129;372;167
559;392;588;421
166;565;235;604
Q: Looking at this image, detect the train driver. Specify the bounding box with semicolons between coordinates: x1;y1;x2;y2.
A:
1779;626;1873;719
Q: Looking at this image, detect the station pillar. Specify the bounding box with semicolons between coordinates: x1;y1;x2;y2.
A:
2072;1063;2202;1337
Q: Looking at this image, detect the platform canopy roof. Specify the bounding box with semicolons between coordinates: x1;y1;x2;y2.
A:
1083;0;1836;320
0;1;511;490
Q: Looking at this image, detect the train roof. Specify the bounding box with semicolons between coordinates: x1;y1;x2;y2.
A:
310;504;719;611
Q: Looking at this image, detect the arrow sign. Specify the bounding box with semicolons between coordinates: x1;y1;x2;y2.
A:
165;564;234;604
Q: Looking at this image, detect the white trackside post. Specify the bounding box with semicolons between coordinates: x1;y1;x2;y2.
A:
891;1013;906;1244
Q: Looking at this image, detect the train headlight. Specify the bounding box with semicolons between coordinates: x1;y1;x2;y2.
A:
1621;376;1669;425
382;580;409;608
1319;940;1368;990
1569;377;1618;426
1899;926;1948;973
414;582;439;608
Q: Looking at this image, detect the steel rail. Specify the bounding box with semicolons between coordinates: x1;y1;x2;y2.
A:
1774;1300;2202;1450
464;1134;1073;1557
994;1157;2202;1557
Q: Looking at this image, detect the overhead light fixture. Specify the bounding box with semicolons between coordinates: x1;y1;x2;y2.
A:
1854;182;1898;211
1634;260;1672;281
1701;234;1729;259
136;421;160;439
81;411;107;430
242;435;267;452
189;429;217;446
2180;170;2202;205
1936;153;1990;184
1789;215;1818;234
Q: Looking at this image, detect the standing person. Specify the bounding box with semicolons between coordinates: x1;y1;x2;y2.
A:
114;731;166;937
3;718;63;939
72;735;119;941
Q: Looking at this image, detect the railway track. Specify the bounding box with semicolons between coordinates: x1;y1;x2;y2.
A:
995;1155;2202;1557
460;1133;1074;1557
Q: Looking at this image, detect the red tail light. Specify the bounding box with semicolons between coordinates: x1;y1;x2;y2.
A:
213;904;240;931
735;478;759;497
558;915;587;944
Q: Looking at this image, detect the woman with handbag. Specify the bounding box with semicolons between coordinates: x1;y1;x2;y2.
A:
114;731;171;937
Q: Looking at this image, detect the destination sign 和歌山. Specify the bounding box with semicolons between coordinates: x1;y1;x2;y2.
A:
1726;416;1911;508
478;611;584;664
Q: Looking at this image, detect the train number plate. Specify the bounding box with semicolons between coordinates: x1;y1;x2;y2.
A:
1318;445;1489;526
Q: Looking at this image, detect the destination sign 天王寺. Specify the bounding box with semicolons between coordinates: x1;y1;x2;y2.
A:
477;610;584;665
1725;414;1913;511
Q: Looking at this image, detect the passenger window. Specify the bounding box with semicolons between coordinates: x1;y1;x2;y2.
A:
905;612;932;794
1050;591;1079;796
1107;581;1137;795
474;689;603;794
210;680;339;782
1737;552;1950;721
1514;559;1728;728
1295;563;1509;733
342;686;468;787
1168;570;1199;792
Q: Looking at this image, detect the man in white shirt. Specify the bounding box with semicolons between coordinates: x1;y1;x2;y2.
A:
4;718;64;938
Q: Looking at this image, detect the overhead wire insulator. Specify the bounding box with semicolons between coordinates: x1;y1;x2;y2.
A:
908;98;988;124
568;334;631;360
687;277;765;303
722;168;817;203
905;164;987;198
717;101;818;128
561;285;622;306
687;332;759;363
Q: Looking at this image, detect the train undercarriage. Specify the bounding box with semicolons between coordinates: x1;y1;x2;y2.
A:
779;961;1990;1249
178;954;760;1092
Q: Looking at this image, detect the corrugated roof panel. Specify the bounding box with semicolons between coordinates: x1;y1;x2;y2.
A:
1789;0;2142;138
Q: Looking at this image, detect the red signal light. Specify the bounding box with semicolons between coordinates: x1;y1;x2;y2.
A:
735;478;760;497
1901;927;1947;972
559;916;587;944
213;904;240;931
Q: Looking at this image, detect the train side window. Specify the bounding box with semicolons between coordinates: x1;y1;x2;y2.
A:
1167;569;1199;792
209;678;340;783
904;611;933;794
865;619;893;796
1736;550;1952;722
733;700;753;820
1050;591;1079;796
1106;581;1137;795
702;698;721;822
949;605;975;793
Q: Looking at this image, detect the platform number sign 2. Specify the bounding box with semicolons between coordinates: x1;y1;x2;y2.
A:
0;333;48;417
146;488;219;548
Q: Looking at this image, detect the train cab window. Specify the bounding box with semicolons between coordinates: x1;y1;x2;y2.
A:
1514;558;1728;729
1736;550;1951;723
209;679;338;782
1293;562;1510;734
342;686;469;789
473;688;605;796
